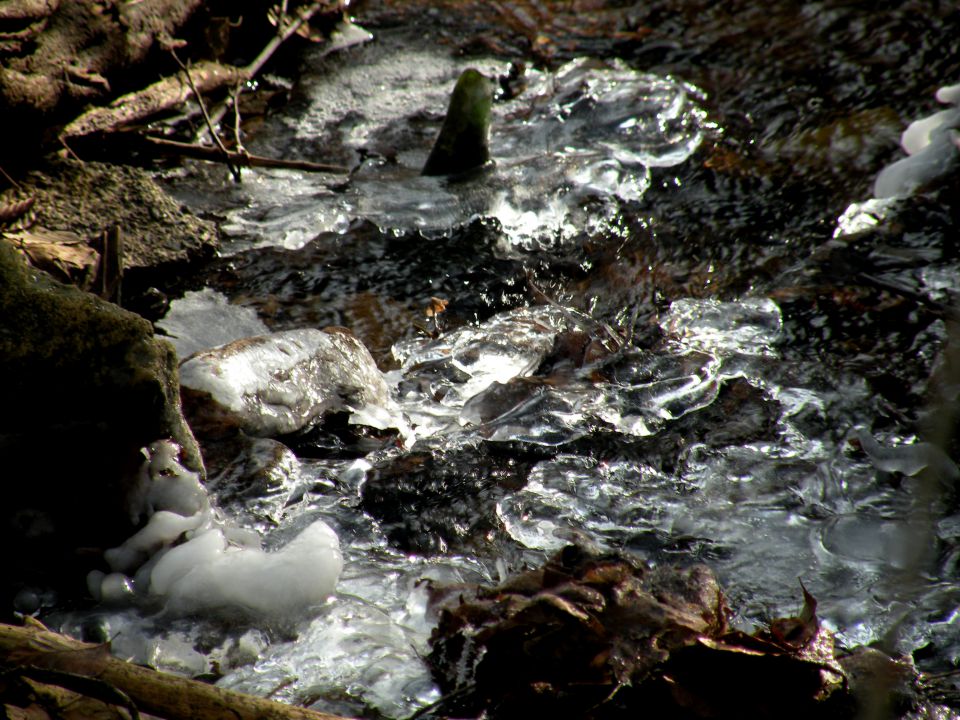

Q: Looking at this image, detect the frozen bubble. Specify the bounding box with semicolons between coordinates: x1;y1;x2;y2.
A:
99;573;136;604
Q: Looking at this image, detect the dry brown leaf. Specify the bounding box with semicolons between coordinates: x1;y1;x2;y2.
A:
6;229;99;287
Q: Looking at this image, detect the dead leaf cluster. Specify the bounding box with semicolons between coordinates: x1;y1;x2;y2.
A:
426;545;854;719
4;226;122;300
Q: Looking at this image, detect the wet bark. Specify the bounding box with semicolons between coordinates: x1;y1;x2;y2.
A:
0;619;354;720
0;1;203;130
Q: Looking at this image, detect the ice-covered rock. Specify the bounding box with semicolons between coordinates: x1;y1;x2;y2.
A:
180;328;411;440
205;437;302;533
393;305;575;436
156;288;271;359
873;81;960;198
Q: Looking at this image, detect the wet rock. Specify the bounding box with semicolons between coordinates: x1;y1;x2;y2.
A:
179;327;409;441
360;441;546;554
0;239;201;618
422;68;495;176
839;647;918;718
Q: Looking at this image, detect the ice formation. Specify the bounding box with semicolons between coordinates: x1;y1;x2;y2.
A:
179;328;413;443
156;288;270;359
154;521;342;617
873;81;960;198
90;441;343;618
855;428;960;482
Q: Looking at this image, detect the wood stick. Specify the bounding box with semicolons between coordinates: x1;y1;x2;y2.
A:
0;620;354;720
172;51;242;182
142;135;349;173
202;1;332;143
60;62;246;140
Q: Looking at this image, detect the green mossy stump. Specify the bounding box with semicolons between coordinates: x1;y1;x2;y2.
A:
422;68;495;177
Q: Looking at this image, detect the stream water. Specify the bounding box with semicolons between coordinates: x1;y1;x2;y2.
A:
48;7;960;719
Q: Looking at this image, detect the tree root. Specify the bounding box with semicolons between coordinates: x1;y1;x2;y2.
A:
0;618;355;720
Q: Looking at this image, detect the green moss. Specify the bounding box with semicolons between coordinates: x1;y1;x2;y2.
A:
1;239;200;463
422;68;495;177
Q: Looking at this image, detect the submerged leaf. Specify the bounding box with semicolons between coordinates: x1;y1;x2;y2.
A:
427;547;851;718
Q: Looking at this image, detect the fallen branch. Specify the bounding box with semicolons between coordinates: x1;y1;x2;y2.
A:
60;61;246;140
0;619;354;720
202;0;334;144
60;2;337;144
142;135;349;173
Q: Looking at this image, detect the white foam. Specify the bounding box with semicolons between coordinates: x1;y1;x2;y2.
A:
873;80;960;198
157;520;343;617
104;510;210;574
95;441;345;620
126;440;209;524
150;528;229;596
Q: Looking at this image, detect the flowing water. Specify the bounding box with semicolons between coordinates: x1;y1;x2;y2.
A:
48;7;960;719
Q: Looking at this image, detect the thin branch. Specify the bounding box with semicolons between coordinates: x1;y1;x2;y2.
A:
202;1;330;143
246;1;327;79
172;50;242;182
143;135;349;174
0;164;21;190
231;83;246;155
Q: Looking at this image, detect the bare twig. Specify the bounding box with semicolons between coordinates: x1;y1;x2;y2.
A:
172;50;242;182
0;164;21;190
202;1;330;143
231;83;246;155
248;1;327;79
143;135;349;174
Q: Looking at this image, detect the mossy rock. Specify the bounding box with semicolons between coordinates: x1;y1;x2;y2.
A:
0;239;202;616
422;68;495;177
